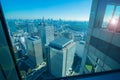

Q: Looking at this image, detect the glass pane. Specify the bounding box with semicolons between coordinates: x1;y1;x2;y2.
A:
113;6;120;19
104;6;120;32
1;0;92;79
1;0;120;80
102;5;115;28
111;6;120;25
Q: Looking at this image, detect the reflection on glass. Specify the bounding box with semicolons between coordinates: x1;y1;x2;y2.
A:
105;6;120;32
1;0;120;80
1;0;92;79
102;5;114;28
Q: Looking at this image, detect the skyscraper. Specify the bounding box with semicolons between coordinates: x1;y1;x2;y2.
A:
38;22;54;59
80;0;120;74
27;23;38;35
48;37;76;77
25;36;43;67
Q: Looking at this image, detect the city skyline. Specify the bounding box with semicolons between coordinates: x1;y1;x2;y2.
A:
1;0;92;21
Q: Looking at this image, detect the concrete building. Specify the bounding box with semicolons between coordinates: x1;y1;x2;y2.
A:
48;37;76;77
38;22;54;59
27;23;38;35
80;0;120;74
25;36;43;67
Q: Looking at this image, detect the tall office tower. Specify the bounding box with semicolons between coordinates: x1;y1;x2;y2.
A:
38;22;54;59
48;37;76;77
25;36;43;67
80;0;120;74
27;23;38;35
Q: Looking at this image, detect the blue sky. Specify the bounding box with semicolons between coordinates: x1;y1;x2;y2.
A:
1;0;92;21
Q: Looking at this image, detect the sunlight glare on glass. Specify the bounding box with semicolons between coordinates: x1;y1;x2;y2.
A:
111;18;117;25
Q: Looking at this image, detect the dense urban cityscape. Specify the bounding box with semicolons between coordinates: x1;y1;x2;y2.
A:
7;18;88;79
1;0;120;80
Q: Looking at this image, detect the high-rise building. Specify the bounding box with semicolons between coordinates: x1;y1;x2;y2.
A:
80;0;120;74
27;23;38;35
48;37;76;77
25;36;43;67
38;22;54;59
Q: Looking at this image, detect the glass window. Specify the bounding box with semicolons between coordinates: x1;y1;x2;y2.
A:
102;5;115;28
102;5;120;32
1;0;120;80
1;0;92;79
113;6;120;20
107;6;120;32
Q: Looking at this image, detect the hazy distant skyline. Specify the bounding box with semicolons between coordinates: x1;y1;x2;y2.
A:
1;0;92;21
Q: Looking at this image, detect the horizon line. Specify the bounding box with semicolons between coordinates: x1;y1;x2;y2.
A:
6;18;89;22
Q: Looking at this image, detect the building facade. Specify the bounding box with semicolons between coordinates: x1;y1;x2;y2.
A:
38;22;54;59
48;37;76;77
26;36;43;67
80;0;120;74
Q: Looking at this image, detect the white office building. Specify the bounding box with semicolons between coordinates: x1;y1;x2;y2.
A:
38;22;54;58
48;37;76;77
26;36;43;67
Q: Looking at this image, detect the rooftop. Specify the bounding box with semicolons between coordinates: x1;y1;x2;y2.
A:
49;37;73;50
